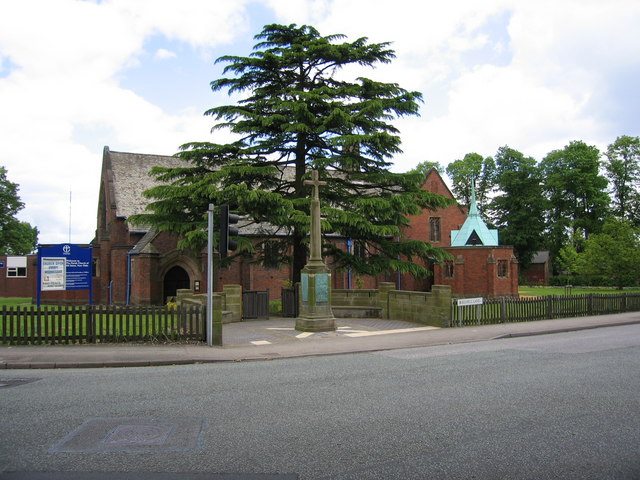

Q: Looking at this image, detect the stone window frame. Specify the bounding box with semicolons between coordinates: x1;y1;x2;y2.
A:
353;241;367;259
497;259;509;278
263;241;281;270
444;259;454;279
429;217;441;243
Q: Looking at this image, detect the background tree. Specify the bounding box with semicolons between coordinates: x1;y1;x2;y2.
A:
0;166;38;255
555;228;586;278
409;160;444;181
445;153;496;215
488;146;546;269
604;135;640;223
540;140;610;262
576;218;640;289
133;24;452;283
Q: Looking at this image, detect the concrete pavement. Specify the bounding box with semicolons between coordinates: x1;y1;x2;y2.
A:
1;312;639;369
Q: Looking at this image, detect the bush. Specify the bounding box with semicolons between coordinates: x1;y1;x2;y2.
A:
269;300;282;314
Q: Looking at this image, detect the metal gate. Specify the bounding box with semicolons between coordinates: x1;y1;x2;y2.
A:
281;287;299;317
242;290;270;319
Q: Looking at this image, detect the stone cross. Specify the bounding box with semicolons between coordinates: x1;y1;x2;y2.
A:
304;170;326;264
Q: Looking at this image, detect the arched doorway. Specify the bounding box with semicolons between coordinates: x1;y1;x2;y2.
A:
163;266;190;302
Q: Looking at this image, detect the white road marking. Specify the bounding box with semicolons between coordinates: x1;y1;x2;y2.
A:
260;324;439;341
343;326;438;337
295;332;315;339
251;340;272;345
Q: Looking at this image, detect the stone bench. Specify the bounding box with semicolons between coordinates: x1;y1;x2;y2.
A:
331;305;383;318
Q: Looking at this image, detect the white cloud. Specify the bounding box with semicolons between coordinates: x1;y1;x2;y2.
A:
154;48;177;60
0;0;253;244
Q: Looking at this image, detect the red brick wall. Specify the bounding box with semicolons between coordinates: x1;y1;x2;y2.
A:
434;246;519;297
0;255;37;299
404;169;468;248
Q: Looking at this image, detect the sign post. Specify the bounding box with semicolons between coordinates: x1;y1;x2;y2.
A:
456;297;483;327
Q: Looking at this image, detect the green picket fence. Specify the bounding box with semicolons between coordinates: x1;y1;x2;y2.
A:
451;293;640;327
0;304;206;345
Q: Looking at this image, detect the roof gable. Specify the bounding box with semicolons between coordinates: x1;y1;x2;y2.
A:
105;147;186;220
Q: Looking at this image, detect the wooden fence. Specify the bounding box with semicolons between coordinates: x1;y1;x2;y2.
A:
451;293;640;327
0;304;206;345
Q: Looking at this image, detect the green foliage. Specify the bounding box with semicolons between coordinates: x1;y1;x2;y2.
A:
488;146;546;269
556;244;580;276
409;161;444;181
604;135;640;223
575;218;640;289
131;24;453;282
445;152;496;211
548;275;637;288
541;140;610;259
0;166;38;255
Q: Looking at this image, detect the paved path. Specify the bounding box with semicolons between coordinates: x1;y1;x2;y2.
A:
1;312;639;369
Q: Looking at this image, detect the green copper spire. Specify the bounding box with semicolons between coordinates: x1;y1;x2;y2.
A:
450;177;499;247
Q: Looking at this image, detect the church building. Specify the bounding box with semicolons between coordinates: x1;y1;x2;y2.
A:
83;146;519;305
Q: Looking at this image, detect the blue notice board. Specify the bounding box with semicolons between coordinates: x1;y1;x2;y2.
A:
37;244;92;305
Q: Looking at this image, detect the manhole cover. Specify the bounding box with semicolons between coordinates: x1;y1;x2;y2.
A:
103;424;174;446
49;418;205;453
0;378;41;389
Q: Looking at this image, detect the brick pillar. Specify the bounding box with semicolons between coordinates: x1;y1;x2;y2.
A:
454;254;465;295
377;282;395;319
130;252;160;305
486;253;496;297
431;285;452;327
223;284;242;322
510;254;519;297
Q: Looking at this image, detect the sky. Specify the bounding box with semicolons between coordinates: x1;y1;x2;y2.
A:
0;0;639;246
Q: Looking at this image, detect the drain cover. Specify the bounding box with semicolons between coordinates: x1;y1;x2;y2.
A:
49;417;205;453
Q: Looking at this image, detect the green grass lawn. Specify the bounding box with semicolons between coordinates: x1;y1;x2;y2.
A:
0;297;33;306
519;286;640;296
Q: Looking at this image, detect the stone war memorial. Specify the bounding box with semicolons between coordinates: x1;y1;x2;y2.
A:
295;170;336;332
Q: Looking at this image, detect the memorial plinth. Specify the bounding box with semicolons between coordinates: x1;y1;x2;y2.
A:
295;170;336;332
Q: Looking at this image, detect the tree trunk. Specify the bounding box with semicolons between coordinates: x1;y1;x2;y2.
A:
291;133;308;284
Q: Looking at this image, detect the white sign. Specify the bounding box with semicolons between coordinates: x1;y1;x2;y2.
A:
41;257;66;291
457;297;483;306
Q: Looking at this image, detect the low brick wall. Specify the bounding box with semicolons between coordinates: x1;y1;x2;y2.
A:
175;286;243;323
387;285;452;327
331;289;379;307
332;283;451;326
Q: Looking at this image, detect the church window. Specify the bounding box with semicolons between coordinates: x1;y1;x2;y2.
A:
497;259;509;278
444;260;454;279
263;241;280;270
429;217;441;242
354;241;367;259
7;256;27;278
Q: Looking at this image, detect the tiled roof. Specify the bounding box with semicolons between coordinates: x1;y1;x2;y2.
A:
108;149;186;220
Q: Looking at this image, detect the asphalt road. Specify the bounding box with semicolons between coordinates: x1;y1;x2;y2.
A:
1;324;639;479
